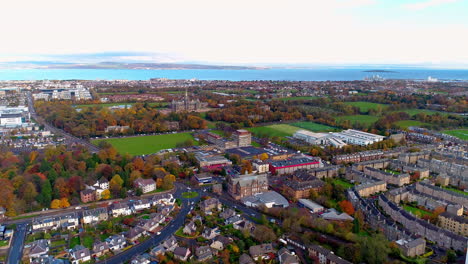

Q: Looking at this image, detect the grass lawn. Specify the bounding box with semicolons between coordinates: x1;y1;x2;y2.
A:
247;124;300;138
335;115;379;126
442;129;468;141
290;121;335;132
278;96;320;101
92;132;199;156
395;120;429;129
392;108;448;116
12;214;39;220
175;227;199;238
210;130;226;136
82;236;94;249
50;239;66;247
344;101;388;113
441;186;468;196
182;191;198;199
332;178;354;188
0;240;8;247
402;205;432;218
69;236;81;249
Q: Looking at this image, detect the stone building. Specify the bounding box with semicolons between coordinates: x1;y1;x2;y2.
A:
438;212;468;236
227;173;268;200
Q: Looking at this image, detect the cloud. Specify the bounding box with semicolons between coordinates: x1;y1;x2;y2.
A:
403;0;459;10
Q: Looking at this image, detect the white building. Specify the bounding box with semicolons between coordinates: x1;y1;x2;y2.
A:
293;130;330;145
0;113;23;127
134;178;156;194
332;129;385;146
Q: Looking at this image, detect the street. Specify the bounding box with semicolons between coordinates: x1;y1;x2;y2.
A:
97;185;199;264
6;223;27;264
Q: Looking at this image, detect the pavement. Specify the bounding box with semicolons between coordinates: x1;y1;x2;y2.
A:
26;92;100;153
6;223;28;264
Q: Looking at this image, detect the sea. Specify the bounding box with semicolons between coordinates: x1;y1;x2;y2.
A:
0;68;467;81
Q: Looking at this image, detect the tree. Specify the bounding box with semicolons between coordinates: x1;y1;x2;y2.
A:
359;233;391;264
259;153;269;161
101;189;111;200
253;225;277;242
110;174;124;194
50;199;61;209
338;200;355;215
162;174;175;190
54;178;70;198
19;182;38;203
39;180;52;207
60;197;70;208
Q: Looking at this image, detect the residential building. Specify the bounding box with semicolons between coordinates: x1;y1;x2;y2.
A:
134;178;156;194
249;243;277;260
183;220;197;235
28;239;49;262
195;245;213;262
162;235;178;252
278;247;300;264
126;227;147;243
107;234;126;251
132;199;151;212
69;245;91;264
308;244;352;264
110;202;132;217
173;247;191;261
80;189;95;203
283;178;325;200
82;207;108;225
395;238;426;257
92;241;110;258
438;212;468;236
202;227;220;240
354;180;387;197
200;197;221;215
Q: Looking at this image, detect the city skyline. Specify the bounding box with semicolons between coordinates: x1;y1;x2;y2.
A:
1;0;468;67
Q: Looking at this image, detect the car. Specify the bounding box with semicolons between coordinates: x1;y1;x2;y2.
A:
156;232;161;235
75;206;81;210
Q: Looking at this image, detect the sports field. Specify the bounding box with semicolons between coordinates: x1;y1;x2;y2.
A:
279;96;320;101
290;121;335;132
92;132;198;155
442;129;468;141
395;120;429;129
344;101;388;113
75;102;168;109
335;115;378;126
247;124;300;138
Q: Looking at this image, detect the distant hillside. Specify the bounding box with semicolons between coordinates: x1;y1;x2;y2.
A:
0;61;264;70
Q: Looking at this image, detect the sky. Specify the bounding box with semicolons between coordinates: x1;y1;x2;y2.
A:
1;0;468;67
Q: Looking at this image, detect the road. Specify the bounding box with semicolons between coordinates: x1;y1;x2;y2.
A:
26;92;100;153
4;188;177;264
6;223;27;264
98;184;199;264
